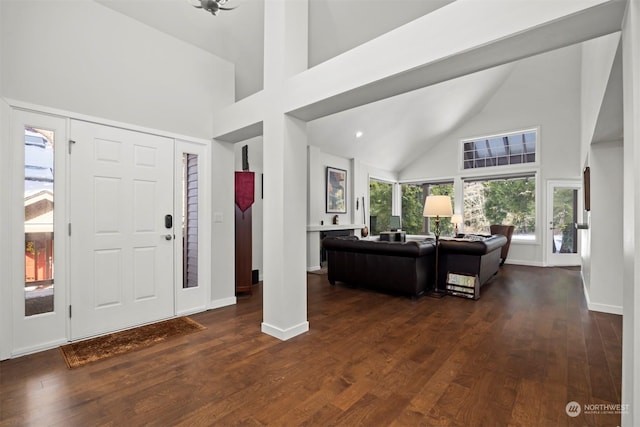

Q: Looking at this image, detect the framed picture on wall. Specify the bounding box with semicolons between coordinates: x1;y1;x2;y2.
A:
326;167;347;213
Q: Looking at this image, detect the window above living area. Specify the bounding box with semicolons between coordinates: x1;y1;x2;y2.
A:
461;128;537;170
462;174;536;241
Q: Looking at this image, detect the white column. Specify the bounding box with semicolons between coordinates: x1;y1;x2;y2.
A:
622;0;640;425
0;100;10;360
261;0;310;340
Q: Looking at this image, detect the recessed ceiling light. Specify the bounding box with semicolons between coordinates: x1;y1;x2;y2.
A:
355;131;363;138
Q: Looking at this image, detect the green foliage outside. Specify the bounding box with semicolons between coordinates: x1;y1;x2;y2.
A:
429;184;454;236
400;184;424;235
375;178;544;239
369;180;392;235
553;188;577;253
401;183;454;236
464;178;535;235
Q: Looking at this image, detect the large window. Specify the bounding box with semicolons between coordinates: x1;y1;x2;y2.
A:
463;175;536;239
462;129;537;170
401;182;454;235
369;179;393;235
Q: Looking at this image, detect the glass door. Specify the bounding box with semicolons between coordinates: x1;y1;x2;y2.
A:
546;180;582;266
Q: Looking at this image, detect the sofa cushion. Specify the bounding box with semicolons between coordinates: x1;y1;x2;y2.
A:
322;237;435;257
439;234;507;255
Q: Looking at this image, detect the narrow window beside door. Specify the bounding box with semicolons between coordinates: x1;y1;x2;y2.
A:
24;127;55;316
183;153;198;288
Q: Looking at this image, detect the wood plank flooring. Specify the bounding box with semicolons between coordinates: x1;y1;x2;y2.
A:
0;265;622;426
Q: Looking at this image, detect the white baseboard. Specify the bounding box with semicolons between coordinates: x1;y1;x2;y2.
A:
176;305;208;317
581;276;623;315
208;297;237;310
261;321;309;341
504;259;544;267
307;265;322;272
10;338;69;359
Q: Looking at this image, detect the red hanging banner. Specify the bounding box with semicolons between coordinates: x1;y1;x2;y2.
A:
235;171;255;213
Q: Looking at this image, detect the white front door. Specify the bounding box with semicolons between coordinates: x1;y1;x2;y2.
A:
546;180;582;266
69;121;175;340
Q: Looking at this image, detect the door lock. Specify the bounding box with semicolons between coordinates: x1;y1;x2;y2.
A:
164;234;173;241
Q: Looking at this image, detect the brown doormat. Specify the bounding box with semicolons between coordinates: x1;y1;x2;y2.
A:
60;317;205;369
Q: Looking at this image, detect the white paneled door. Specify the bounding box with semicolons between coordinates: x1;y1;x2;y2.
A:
69;121;175;340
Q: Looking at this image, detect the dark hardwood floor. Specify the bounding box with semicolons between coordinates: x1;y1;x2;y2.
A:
0;265;622;426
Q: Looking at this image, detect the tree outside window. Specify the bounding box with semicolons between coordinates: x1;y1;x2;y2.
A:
427;183;454;236
463;176;536;238
401;182;454;236
369;179;392;235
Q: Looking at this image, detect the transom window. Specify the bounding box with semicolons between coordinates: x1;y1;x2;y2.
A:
462;129;537;170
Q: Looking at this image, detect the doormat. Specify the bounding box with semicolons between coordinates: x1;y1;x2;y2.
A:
59;317;205;369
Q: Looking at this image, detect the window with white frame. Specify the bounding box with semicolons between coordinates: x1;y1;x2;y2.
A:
462;129;537;170
369;178;393;235
462;174;536;240
401;181;454;235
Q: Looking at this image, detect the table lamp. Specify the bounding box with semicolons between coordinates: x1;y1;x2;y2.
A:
451;214;463;236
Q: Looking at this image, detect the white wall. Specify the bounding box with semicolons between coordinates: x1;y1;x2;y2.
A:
399;44;583;266
0;0;234;139
580;33;621;162
622;0;640;424
586;140;623;313
234;137;264;281
210;140;237;308
308;149;353;227
0;99;10;360
306;144;398;270
579;32;624;315
0;0;9;360
307;146;398;231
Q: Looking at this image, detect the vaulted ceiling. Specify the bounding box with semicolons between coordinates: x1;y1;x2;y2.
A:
94;0;623;172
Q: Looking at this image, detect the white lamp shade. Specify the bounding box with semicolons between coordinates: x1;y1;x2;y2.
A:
451;214;463;225
423;195;453;217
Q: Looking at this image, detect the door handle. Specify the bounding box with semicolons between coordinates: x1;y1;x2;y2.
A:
164;234;173;241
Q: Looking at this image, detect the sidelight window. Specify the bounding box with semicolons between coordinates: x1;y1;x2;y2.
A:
182;153;199;288
24;128;55;316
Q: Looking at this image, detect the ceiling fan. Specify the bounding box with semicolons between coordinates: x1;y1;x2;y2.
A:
191;0;235;16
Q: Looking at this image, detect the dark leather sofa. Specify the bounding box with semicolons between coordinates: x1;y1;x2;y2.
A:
437;234;508;288
322;237;436;297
